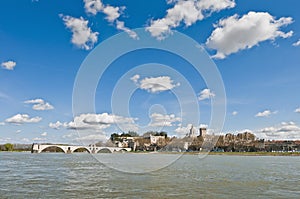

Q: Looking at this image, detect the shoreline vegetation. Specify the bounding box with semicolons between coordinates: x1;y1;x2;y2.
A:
141;151;300;156
2;131;300;156
1;149;300;156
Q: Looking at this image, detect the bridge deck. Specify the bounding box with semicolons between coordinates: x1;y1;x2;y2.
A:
31;144;131;153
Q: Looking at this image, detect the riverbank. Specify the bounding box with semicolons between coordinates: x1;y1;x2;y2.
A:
207;151;300;156
2;150;300;156
149;151;300;156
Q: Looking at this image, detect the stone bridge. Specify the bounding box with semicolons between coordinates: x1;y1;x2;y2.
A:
31;143;131;154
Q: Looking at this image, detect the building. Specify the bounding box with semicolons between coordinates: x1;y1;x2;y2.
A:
150;135;165;145
187;125;197;138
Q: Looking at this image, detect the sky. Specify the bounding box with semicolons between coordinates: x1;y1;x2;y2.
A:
1;0;300;144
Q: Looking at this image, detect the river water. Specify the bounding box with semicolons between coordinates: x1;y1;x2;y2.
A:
0;152;299;198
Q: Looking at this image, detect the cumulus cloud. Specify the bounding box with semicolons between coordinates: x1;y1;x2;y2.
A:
1;61;16;70
60;15;99;50
131;75;180;93
84;0;121;21
206;11;293;59
51;113;138;132
102;5;121;22
292;39;300;47
294;107;300;113
255;110;277;117
24;98;54;111
5;114;42;124
83;0;137;39
149;113;181;127
198;88;215;100
83;0;103;15
146;0;235;39
116;20;138;39
258;121;300;140
49;121;67;130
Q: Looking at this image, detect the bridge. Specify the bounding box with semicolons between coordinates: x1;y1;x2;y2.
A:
31;143;131;154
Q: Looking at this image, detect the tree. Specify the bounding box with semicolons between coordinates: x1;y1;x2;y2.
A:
4;143;14;151
156;131;168;138
110;133;120;141
127;131;139;137
143;131;156;137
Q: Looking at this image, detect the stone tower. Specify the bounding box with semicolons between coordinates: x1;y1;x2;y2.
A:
199;127;207;137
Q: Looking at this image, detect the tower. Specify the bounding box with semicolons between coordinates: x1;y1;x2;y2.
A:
189;125;196;138
199;127;207;137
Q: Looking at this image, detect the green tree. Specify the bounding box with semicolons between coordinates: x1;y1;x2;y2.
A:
127;131;139;137
4;143;14;151
110;133;120;141
156;131;168;138
143;131;156;137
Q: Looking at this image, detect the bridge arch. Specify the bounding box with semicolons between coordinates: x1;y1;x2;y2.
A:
41;145;66;153
97;148;113;153
72;147;90;153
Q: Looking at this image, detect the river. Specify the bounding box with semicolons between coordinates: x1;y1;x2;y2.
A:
0;152;299;198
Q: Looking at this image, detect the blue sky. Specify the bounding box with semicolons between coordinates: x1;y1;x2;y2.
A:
1;0;300;144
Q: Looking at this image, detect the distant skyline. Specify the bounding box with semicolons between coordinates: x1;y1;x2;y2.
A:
1;0;300;144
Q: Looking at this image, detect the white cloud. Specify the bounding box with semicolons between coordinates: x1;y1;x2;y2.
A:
33;137;46;141
232;111;238;116
49;121;67;130
41;132;47;136
116;20;138;39
255;110;277;117
102;5;121;22
146;0;235;39
206;11;293;59
130;74;140;83
55;113;138;132
24;98;54;111
5;114;42;124
292;39;300;47
0;122;5;126
83;0;137;39
149;113;181;127
132;75;180;93
16;130;21;133
258;121;300;140
60;15;99;50
24;99;44;104
295;107;300;113
32;103;54;111
83;0;103;15
84;0;121;22
222;129;253;137
1;61;16;70
198;88;215;100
